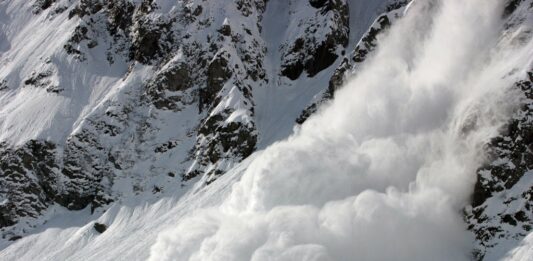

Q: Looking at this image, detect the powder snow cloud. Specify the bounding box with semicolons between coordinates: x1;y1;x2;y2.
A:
149;0;533;260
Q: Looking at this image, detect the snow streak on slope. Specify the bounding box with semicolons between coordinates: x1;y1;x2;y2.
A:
148;0;533;260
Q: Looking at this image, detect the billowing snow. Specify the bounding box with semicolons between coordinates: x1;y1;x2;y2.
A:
147;1;533;260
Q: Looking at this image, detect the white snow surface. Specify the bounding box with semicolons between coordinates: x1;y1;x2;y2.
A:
0;0;134;146
0;0;533;260
502;233;533;261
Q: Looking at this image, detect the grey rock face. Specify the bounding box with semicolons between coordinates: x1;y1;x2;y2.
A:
281;0;349;80
297;2;407;124
202;53;233;112
33;0;58;13
467;72;533;260
464;1;533;258
93;222;107;233
0;141;57;239
0;136;115;240
0;80;8;91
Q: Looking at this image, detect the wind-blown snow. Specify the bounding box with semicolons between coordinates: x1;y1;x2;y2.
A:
148;0;533;260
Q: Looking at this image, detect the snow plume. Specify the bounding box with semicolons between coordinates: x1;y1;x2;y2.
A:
150;0;533;260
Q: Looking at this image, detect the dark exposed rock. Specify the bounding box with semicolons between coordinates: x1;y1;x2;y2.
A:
160;65;191;92
63;44;85;61
64;26;90;61
327;58;350;95
281;60;305;81
61;131;114;213
87;40;98;49
353;15;391;63
8;236;22;241
305;38;340;77
106;0;135;35
67;0;164;64
200;53;232;111
155;140;179;153
129;1;174;64
472;74;533;207
309;0;328;9
219;23;232;36
0;124;119;228
188;109;257;183
296;3;406;125
199;119;257;162
24;70;52;86
504;0;525;17
466;72;533;260
32;0;57;14
281;0;349;80
192;6;202;16
93;222;107;233
24;69;62;94
295;58;348;125
52;5;68;14
296;102;319;125
384;0;410;12
69;0;104;19
235;0;267;17
0;141;58;232
0;80;8;91
130;20;163;64
145;62;194;110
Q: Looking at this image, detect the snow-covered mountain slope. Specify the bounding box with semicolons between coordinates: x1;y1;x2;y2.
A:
0;0;397;243
0;0;532;260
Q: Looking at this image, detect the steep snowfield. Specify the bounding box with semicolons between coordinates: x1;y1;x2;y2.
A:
0;0;133;145
502;233;533;261
0;0;532;260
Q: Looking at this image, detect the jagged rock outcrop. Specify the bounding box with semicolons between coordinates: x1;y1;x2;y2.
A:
0;135;115;240
281;0;349;80
0;80;8;91
0;141;57;238
464;0;533;258
467;72;533;260
297;1;408;124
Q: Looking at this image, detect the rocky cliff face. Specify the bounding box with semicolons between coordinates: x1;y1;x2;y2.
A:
296;0;409;124
465;1;533;259
467;71;533;260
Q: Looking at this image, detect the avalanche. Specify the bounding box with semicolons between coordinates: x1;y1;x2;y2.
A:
0;0;532;260
148;0;533;260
